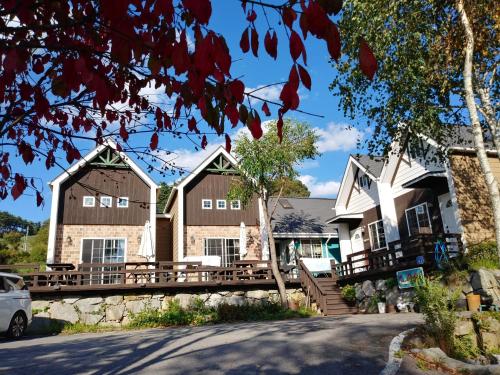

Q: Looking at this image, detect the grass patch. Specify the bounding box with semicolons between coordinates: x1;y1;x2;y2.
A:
416;358;429;371
393;349;405;359
464;241;499;271
127;299;316;329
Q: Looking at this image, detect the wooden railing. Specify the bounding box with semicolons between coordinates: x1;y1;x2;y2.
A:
0;260;298;293
334;234;463;280
298;260;327;314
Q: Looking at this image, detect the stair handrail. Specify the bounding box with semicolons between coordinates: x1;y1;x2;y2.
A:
298;260;327;314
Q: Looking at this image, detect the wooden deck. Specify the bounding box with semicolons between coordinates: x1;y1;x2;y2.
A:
0;260;300;294
333;234;462;284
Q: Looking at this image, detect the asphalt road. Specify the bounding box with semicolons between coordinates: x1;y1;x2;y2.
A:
0;313;423;375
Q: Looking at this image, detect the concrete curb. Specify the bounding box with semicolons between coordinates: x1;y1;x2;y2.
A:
380;328;415;375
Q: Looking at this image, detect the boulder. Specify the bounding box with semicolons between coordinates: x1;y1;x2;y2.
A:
361;280;375;297
375;279;387;291
355;285;365;301
106;305;125;321
125;299;148;315
148;298;161;310
161;296;173;310
471;269;500;304
49;302;79;324
226;296;245;306
80;312;104;325
385;286;400;306
454;319;475;337
62;297;80;304
481;332;499;352
174;294;194;309
206;294;224;307
75;298;103;314
246;290;269;300
31;300;50;311
105;295;124;306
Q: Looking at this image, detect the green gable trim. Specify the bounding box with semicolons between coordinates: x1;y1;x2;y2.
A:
205;154;238;174
90;147;129;169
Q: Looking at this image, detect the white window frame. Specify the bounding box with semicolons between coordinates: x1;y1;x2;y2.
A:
405;202;432;237
202;199;212;210
216;199;227;210
83;196;95;207
80;237;127;284
117;197;129;208
299;239;323;258
368;220;387;251
100;196;112;208
203;237;240;267
230;200;241;210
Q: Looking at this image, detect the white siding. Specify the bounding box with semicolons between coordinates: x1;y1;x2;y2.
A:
346;174;379;213
392;145;444;196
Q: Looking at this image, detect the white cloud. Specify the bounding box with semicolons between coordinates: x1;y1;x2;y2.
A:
299;175;341;197
160;142;223;171
315;122;363;153
246;84;283;106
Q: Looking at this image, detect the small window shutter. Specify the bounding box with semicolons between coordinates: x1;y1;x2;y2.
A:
82;239;93;263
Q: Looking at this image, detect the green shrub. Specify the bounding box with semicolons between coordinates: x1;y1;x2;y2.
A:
466;241;499;270
453;335;480;360
385;277;397;289
341;284;356;302
414;277;460;354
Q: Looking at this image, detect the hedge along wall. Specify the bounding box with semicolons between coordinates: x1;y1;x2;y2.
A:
29;287;305;331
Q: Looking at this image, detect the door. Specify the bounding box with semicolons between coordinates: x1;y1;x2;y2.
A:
438;193;459;234
349;227;367;272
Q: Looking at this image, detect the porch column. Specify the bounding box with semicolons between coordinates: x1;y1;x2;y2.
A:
377;182;400;243
337;224;352;262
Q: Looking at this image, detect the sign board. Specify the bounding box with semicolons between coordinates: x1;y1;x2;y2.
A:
396;267;424;289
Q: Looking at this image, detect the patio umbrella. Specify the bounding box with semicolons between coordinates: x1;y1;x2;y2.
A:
239;222;247;259
138;220;155;261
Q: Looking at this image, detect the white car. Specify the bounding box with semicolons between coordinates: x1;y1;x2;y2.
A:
0;272;32;338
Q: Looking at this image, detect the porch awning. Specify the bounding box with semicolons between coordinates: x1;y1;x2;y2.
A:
402;171;449;194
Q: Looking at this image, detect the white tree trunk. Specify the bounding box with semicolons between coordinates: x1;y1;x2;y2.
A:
457;0;500;259
261;197;288;307
477;84;500;158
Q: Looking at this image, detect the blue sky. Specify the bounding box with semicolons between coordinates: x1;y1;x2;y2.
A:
1;1;369;222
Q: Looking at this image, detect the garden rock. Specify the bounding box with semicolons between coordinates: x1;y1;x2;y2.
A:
355;284;364;301
105;295;123;305
227;296;245;306
471;269;500;304
174;294;193;309
385;286;400;305
62;297;79;304
75;298;103;314
125;299;147;314
481;332;499;352
454;319;474;336
246;290;269;300
361;280;375;297
207;293;224;307
49;302;79;324
375;279;387;291
106;305;125;321
32;300;50;311
80;312;104;325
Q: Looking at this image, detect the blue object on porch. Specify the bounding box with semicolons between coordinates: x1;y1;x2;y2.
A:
416;255;425;265
434;240;449;270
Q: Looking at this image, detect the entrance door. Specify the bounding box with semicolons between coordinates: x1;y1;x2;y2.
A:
438;193;459;234
349;227;367;272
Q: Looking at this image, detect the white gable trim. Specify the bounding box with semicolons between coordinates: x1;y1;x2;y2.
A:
46;140;158;266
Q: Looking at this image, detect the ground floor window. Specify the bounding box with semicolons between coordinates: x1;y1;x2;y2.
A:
299;239;323;258
81;239;126;284
405;203;432;236
204;238;240;267
368;220;387;251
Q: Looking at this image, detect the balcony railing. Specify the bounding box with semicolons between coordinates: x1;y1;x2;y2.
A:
0;260;299;293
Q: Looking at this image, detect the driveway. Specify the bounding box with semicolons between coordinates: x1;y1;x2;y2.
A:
0;313;422;375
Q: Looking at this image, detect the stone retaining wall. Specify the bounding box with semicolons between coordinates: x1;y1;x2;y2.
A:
30;288;305;331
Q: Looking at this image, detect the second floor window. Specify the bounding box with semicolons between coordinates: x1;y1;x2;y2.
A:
217;199;227;209
202;199;212;209
368;220;387;251
117;197;129;208
358;174;370;189
405;203;432;236
83;196;95;207
230;200;241;210
100;196;112;208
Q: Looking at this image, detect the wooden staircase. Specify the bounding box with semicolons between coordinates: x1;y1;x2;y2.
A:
299;261;357;316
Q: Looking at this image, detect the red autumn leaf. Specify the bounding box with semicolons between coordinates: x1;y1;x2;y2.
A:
224;104;239;126
251;28;259;57
262;102;271;116
282;7;297;29
298;64;311;90
246;9;257;22
289;65;300;90
250;115;263;140
188;117;198;132
240;28;250;53
225;134;232;153
229;80;245;103
119;124;129;141
11;174;26;201
36;191;43;207
326;23;341;62
359;38;377;80
279;82;300;110
150;132;159;150
264;30;278;60
239;104;249;124
276;114;284;143
289;31;303;61
299;13;309;39
201;135;208;149
183;0;212;24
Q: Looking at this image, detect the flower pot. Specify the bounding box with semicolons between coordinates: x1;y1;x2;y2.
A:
466;294;481;312
377;302;386;314
288;300;299;311
387;304;397;313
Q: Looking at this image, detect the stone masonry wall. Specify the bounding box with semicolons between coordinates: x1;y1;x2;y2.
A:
184;225;262;260
30;287;304;330
54;224;145;265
